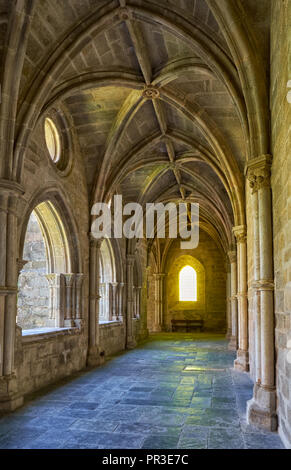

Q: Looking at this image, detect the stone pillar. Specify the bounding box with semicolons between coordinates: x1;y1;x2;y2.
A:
233;226;249;371
111;282;119;321
126;255;136;349
136;286;142;319
246;155;277;431
228;251;238;351
226;262;232;339
118;282;125;321
132;286;137;319
0;181;24;411
153;273;166;332
46;274;63;327
75;274;84;328
63;274;76;327
250;185;262;386
87;237;104;366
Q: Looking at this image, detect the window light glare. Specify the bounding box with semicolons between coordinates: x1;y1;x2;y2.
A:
179;265;197;301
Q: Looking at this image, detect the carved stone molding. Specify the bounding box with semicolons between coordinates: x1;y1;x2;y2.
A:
89;233;103;249
228;251;237;264
118;7;132;21
142;85;160;100
0;179;25;196
258;279;275;291
246;155;272;193
233;225;247;244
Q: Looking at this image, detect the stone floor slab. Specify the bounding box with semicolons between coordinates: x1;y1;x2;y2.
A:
0;333;285;449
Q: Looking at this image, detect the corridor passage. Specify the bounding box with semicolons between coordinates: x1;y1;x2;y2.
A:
0;334;284;449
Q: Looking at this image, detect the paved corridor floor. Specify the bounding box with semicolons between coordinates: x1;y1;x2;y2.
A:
0;334;285;449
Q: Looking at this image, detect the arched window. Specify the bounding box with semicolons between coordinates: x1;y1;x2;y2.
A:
17;201;83;332
99;239;116;322
179;266;197;301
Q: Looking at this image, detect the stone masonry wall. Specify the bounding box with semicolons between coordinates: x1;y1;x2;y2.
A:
99;322;126;357
15;327;88;396
271;0;291;449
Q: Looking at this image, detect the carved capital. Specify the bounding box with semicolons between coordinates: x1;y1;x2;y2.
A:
246;155;272;193
0;179;25;197
228;251;237;264
62;274;75;287
89;233;103;249
142;85;160;100
233;225;247;244
154;273;166;280
45;273;61;287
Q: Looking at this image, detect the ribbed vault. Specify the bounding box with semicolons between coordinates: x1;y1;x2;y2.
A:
0;0;271;258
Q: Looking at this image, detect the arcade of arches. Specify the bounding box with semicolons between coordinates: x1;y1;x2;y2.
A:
0;0;290;449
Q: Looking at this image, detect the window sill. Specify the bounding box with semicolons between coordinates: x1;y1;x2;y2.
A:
21;327;80;343
99;321;123;327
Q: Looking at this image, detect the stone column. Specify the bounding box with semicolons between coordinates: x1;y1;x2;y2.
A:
62;274;76;327
126;255;136;349
249;182;262;386
0;181;24;411
75;274;84;328
228;251;238;351
153;273;166;332
132;286;137;319
246;155;277;431
46;274;63;327
118;282;124;321
226;262;232;339
87;237;104;366
233;226;249;371
136;286;142;319
111;282;119;321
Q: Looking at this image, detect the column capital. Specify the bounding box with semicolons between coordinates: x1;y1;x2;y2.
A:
89;234;103;248
233;225;247;243
0;179;25;197
61;273;76;287
153;272;166;279
245;155;272;193
228;251;237;264
45;273;61;287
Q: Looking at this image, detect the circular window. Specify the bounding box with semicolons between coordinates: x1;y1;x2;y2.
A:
44;117;61;163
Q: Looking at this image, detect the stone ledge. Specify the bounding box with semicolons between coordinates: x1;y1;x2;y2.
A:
22;327;80;343
99;321;123;328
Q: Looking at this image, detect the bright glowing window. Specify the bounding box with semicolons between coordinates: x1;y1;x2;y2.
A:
179;266;197;301
44;117;61;163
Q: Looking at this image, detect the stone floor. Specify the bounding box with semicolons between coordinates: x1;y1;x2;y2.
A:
0;333;285;449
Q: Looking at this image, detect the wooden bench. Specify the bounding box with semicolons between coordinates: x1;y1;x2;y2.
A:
171;318;204;333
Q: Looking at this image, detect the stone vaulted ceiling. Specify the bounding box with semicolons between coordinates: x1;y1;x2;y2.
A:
2;0;270;254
